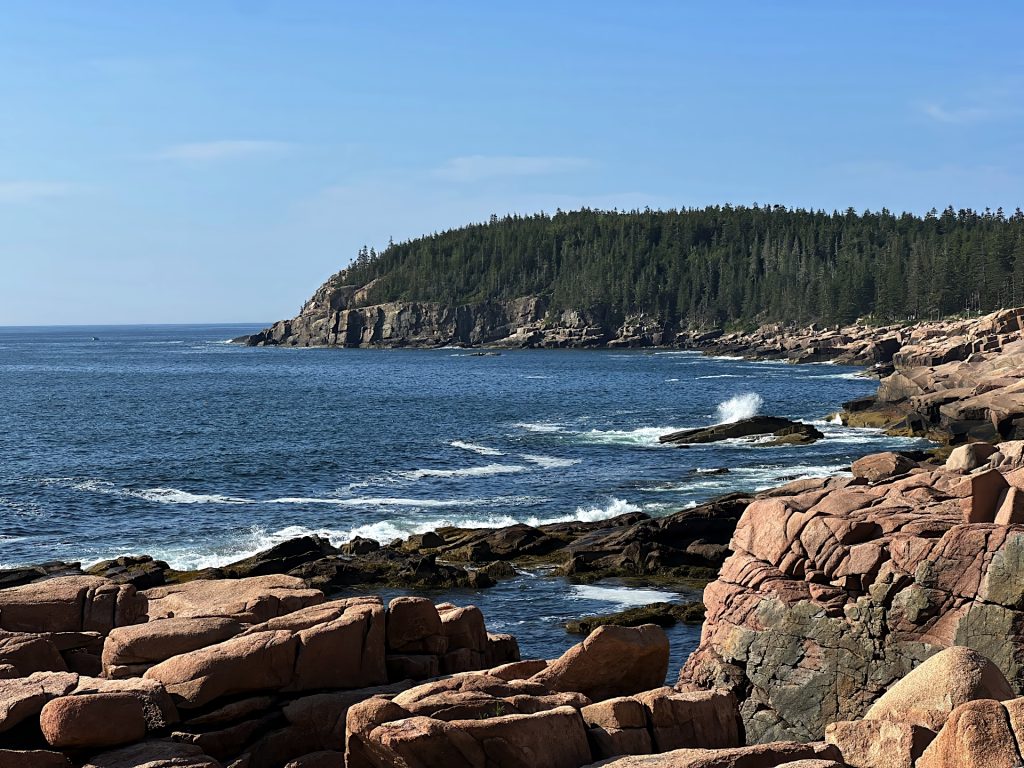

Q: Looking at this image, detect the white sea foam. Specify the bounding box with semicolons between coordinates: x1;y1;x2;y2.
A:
344;514;524;544
266;496;486;507
578;426;683;447
815;371;866;380
160;524;354;571
513;422;567;433
665;378;680;382
53;479;254;505
570;584;680;607
526;497;641;525
118;495;638;570
132;487;252;504
450;440;505;456
715;393;764;424
519;454;581;469
696;374;745;379
47;477;528;509
400;463;528;480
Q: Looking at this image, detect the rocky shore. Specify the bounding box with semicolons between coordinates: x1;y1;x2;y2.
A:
8;440;1024;768
689;307;1024;446
1;492;752;597
13;308;1024;764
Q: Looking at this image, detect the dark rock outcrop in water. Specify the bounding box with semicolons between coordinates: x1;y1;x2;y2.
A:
659;417;824;446
0;496;752;596
565;602;705;635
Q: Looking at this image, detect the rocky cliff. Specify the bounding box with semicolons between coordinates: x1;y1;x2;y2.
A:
240;273;674;349
679;442;1024;745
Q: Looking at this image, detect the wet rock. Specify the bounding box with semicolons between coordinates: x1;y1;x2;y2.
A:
660;417;823;446
86;556;169;589
340;537;380;556
565;602;704;635
0;562;82;590
221;536;338;579
289;550;485;591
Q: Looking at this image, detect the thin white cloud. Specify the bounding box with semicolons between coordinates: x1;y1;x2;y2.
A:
0;181;79;203
158;140;291;161
920;103;994;125
434;155;590;182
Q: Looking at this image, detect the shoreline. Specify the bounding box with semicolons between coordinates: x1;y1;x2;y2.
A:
5;310;1024;765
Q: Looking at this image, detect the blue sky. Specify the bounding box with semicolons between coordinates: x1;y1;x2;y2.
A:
1;2;1022;325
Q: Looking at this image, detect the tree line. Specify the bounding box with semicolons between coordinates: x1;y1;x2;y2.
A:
337;205;1024;328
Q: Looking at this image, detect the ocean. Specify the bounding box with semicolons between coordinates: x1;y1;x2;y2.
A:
0;323;932;673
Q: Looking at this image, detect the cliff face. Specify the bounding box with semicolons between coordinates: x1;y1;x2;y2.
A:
240;274;676;349
679;445;1024;744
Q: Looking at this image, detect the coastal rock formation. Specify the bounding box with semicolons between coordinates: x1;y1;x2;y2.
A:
0;496;752;597
239;279;672;349
679;444;1024;743
9;553;1024;765
660;417;824;446
0;576;519;766
846;308;1024;443
682;321;908;366
689;306;1024;444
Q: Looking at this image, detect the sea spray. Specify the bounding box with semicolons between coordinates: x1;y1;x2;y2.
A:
716;393;764;424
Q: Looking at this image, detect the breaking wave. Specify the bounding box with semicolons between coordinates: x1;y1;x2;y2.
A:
400;463;528;480
577;426;682;447
449;440;505;456
715;393;763;424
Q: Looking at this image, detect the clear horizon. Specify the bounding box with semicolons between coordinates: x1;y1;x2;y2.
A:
2;1;1022;325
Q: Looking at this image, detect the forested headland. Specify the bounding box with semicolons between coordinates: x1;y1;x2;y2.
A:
336;205;1024;328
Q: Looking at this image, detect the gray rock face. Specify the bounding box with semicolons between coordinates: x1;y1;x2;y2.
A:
238;274;672;349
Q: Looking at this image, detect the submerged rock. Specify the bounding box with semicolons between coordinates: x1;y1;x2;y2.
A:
564;602;705;635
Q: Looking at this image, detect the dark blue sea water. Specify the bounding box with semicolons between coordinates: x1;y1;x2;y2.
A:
0;324;931;672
